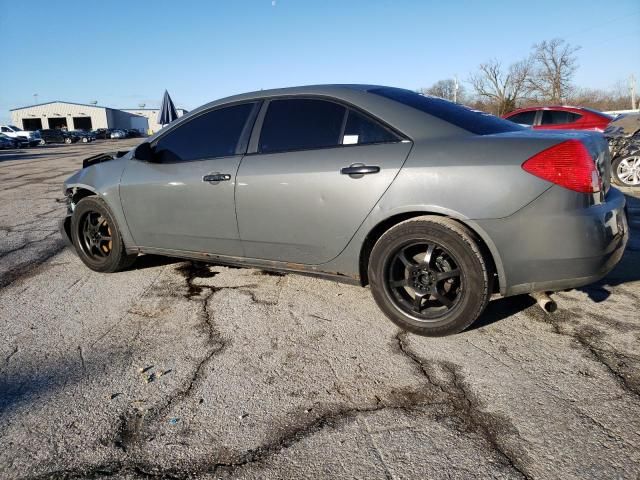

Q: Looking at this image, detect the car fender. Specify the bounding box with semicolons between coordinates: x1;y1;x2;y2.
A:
322;201;507;293
63;156;136;250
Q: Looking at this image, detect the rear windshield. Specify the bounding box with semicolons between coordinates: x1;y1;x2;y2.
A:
580;107;614;120
369;87;523;135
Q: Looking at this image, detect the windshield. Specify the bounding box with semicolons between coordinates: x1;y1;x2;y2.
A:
7;125;21;131
369;87;523;135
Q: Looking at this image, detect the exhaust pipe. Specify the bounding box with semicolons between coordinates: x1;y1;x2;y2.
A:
531;292;557;313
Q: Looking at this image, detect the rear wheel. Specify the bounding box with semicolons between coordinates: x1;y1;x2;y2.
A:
82;137;88;143
71;197;137;272
39;139;45;146
612;154;640;187
65;137;72;144
368;216;491;336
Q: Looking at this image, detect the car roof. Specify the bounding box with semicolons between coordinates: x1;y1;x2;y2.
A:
192;84;377;109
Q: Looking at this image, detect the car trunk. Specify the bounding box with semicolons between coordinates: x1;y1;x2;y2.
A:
577;131;611;194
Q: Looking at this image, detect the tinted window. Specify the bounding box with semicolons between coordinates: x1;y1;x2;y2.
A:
154;103;254;162
259;99;345;153
369;87;522;135
540;110;581;125
342;110;399;145
506;111;536;126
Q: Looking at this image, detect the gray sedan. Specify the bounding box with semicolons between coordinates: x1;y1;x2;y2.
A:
60;85;629;336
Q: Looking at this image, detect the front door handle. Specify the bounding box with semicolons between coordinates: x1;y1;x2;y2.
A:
340;165;380;176
203;173;231;182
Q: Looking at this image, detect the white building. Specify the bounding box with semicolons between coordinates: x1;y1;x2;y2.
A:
10;101;187;134
121;108;188;134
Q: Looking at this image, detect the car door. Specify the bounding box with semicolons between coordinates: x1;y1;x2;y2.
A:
120;102;259;256
235;98;412;265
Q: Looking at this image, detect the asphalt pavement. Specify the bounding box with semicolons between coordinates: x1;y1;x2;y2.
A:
1;141;639;479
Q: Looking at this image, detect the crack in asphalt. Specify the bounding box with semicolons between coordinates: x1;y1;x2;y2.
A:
527;306;639;398
393;332;531;480
114;262;229;453
0;230;59;259
26;392;445;480
27;262;521;479
0;240;67;290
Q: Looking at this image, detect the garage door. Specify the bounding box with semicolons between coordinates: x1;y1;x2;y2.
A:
73;117;92;130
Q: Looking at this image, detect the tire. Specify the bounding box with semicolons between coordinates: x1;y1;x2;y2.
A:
71;196;137;273
65;137;72;144
82;137;88;143
612;154;640;187
39;139;45;146
368;216;491;336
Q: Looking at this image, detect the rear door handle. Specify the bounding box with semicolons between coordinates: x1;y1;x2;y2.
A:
340;165;380;175
203;173;231;182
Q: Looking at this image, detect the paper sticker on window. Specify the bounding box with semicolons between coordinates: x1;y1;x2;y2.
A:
343;135;359;145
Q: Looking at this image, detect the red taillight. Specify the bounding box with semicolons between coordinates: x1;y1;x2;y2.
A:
522;139;601;193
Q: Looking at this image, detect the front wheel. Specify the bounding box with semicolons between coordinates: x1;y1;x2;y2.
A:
612;154;640;187
368;216;491;336
64;137;72;144
71;196;137;272
39;139;45;146
82;137;88;143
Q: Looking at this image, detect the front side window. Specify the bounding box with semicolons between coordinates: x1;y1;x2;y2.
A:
154;103;254;163
259;99;345;153
342;110;399;145
507;111;536;126
541;110;581;125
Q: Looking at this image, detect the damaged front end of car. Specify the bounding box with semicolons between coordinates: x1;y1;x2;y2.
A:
59;150;132;247
605;113;640;186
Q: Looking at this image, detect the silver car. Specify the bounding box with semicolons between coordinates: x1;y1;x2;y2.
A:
60;85;629;336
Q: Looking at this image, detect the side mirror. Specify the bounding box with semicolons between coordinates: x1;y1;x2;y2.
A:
134;142;155;162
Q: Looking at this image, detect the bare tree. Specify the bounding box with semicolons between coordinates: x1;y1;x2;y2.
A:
419;79;465;102
564;85;632;112
528;38;579;102
469;59;532;115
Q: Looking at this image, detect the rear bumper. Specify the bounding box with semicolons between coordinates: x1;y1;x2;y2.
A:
477;187;629;296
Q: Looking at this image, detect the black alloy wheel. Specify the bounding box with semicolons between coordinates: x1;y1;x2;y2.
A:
78;211;113;261
368;216;491;336
386;241;463;320
71;196;137;272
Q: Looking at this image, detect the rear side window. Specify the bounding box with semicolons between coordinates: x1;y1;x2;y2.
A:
540;110;581;125
506;111;536;126
369;87;523;135
154;103;254;162
259;99;345;153
342;110;399;145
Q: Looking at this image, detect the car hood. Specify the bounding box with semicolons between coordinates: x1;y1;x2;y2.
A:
82;150;130;168
604;113;640;138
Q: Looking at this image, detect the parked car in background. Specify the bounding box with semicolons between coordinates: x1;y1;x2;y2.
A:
605;113;640;187
0;133;19;149
60;85;628;337
0;125;41;147
39;129;79;145
110;129;127;139
125;129;142;138
92;129;114;140
503;106;613;132
71;130;95;143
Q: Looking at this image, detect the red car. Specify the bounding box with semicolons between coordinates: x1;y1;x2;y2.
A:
503;106;613;132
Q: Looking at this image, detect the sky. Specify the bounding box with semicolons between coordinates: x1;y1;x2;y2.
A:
1;0;639;123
